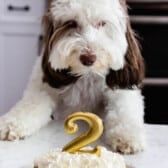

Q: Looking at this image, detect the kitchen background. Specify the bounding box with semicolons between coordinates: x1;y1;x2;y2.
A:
0;0;168;124
0;0;46;117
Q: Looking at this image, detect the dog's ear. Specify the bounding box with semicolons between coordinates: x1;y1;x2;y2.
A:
106;21;145;89
41;13;80;89
41;13;54;65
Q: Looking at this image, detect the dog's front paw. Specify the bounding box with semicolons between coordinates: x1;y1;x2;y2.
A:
0;117;26;141
105;127;146;154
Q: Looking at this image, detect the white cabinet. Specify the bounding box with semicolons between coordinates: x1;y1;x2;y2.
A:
0;0;45;21
0;0;46;115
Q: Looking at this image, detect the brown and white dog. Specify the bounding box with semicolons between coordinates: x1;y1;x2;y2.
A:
0;0;145;154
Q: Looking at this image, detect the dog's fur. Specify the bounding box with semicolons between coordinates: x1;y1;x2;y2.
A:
0;0;145;154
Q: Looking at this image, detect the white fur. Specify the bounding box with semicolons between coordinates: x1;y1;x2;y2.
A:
104;89;146;154
0;0;145;154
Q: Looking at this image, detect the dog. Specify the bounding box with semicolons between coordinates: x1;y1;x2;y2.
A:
0;0;145;154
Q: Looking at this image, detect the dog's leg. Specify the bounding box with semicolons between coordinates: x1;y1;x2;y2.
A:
0;58;55;141
104;89;146;154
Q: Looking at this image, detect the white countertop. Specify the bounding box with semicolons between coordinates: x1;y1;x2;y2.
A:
0;121;168;168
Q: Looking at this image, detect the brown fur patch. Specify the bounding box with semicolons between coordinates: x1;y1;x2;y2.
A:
41;14;80;89
106;23;145;89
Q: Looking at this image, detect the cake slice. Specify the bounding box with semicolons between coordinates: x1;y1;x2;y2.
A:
34;147;126;168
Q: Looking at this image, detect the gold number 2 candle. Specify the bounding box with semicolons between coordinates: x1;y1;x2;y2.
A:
62;112;104;156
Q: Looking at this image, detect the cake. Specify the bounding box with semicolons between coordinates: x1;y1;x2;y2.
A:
34;147;126;168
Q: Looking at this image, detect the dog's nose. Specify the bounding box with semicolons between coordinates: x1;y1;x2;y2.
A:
80;53;96;66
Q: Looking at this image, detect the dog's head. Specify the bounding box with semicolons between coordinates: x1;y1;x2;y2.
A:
42;0;144;89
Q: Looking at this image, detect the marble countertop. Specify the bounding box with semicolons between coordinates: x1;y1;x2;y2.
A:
0;121;168;168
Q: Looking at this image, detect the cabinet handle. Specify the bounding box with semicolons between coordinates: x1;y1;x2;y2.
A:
143;78;168;86
8;5;30;12
131;16;168;25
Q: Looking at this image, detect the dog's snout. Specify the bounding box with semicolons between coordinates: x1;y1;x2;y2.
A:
80;53;96;66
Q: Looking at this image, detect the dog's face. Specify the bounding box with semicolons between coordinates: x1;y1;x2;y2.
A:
42;0;144;89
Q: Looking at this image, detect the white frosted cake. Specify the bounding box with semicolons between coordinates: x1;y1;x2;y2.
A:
34;147;126;168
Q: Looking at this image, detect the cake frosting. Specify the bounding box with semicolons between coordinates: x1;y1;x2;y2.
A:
34;147;126;168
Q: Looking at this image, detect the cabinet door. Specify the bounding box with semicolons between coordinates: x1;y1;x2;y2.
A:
0;29;39;115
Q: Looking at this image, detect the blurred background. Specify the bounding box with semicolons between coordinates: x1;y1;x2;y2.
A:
0;0;168;124
0;0;46;117
127;0;168;124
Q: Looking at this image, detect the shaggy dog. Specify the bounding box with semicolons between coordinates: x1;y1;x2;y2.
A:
0;0;145;154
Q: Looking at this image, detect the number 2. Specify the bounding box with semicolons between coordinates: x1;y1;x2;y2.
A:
62;112;104;156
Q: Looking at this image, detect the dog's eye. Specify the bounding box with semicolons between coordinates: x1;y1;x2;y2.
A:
96;21;106;28
64;20;78;28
